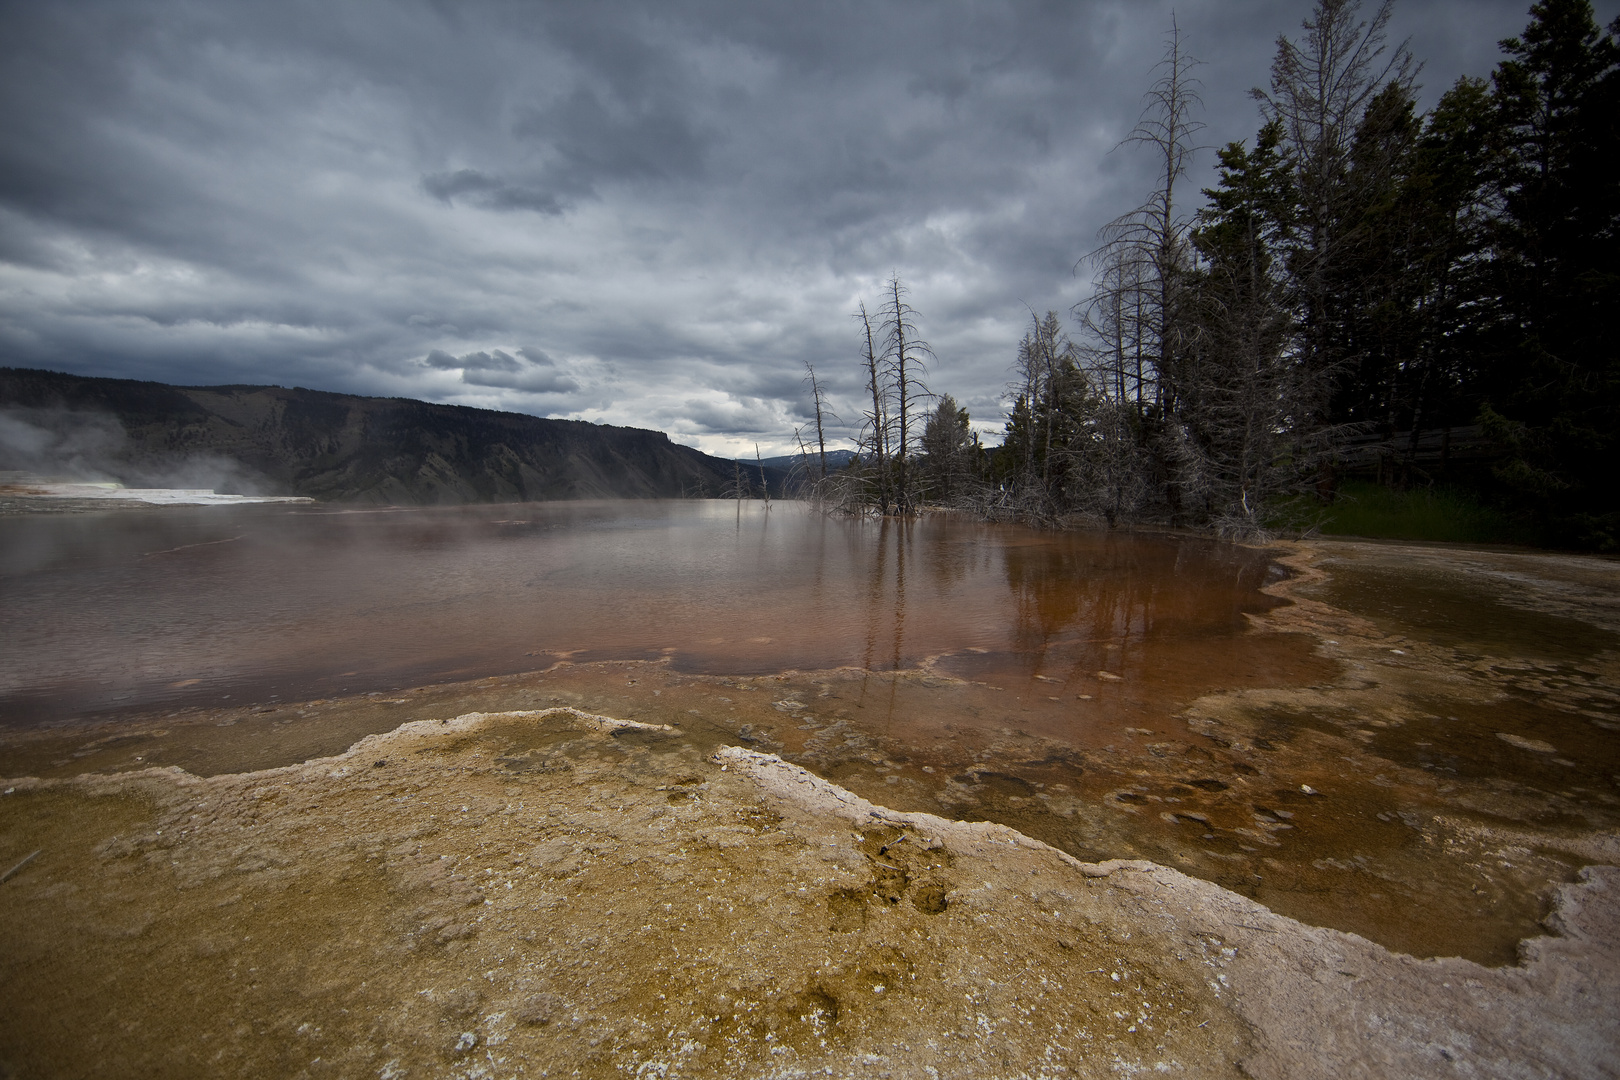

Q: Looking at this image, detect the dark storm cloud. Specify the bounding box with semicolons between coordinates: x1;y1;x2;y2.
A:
461;366;581;395
422;347;581;394
512;87;711;187
424;349;524;373
2;0;1611;455
422;170;567;215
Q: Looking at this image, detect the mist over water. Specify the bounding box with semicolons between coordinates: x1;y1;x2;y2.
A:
0;500;1286;724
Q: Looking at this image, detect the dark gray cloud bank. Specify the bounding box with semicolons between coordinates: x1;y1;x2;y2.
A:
3;0;1612;455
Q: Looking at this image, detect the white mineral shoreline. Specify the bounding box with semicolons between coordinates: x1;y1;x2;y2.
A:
0;478;312;505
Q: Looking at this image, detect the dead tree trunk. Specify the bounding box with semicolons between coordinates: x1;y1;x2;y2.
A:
805;361;830;480
858;303;891;513
880;274;932;514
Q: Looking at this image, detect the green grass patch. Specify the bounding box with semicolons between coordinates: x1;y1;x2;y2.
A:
1305;481;1529;544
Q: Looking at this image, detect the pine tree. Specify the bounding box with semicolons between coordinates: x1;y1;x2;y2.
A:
1254;0;1417;430
1482;0;1620;545
1186;120;1301;532
918;396;977;505
998;314;1092;521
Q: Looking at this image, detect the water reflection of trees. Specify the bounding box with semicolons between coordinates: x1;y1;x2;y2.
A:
813;513;1277;696
858;517;905;674
861;517;995;674
999;535;1268;681
1003;537;1142;678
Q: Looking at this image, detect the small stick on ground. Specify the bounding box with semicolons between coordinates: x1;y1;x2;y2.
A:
2;849;41;883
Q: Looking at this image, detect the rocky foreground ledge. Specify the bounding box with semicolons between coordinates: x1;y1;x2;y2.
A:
1;707;1615;1079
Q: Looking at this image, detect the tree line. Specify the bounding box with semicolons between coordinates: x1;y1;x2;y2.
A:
807;0;1618;548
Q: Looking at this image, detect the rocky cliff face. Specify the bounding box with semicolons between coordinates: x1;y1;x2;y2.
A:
0;368;738;503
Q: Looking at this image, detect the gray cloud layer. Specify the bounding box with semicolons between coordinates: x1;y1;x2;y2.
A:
2;0;1608;455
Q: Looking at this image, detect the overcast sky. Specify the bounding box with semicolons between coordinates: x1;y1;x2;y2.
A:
2;0;1613;457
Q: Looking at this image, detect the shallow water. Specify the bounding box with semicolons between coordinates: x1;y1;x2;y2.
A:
1296;556;1620;796
1306;561;1619;661
3;502;1617;966
0;500;1310;723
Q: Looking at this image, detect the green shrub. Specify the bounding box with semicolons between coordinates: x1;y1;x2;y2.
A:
1303;481;1530;544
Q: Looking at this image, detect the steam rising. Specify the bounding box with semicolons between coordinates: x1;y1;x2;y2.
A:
0;407;267;494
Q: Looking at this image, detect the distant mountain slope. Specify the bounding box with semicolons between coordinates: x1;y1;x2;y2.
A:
756;449;859;472
0;368;740;504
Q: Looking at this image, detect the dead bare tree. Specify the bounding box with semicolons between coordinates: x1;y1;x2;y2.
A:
1009;321;1043;497
804;361;832;480
1086;16;1205;420
754;444;771;510
879;274;932;513
727;459;746;521
856;302;893;513
1065;18;1206;525
1079;243;1154;409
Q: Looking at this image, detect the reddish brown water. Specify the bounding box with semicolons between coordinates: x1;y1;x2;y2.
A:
0;500;1311;724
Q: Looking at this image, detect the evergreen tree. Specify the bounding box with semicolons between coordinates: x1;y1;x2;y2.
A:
1254;0;1416;433
1482;0;1620;545
998;314;1093;521
1399;75;1498;440
1329;81;1426;438
918;395;978;505
1187;120;1302;532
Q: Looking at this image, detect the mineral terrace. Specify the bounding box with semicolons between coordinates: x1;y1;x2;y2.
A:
0;702;1615;1079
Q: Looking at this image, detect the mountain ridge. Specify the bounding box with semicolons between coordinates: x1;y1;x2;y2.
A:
0;367;751;504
